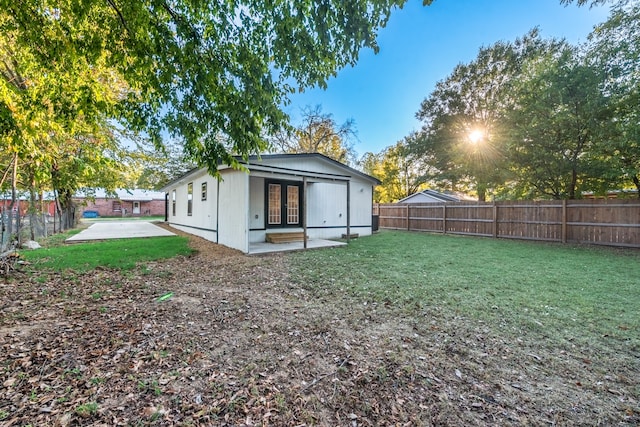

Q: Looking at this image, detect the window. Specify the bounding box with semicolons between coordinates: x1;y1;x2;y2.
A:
172;190;176;216
201;182;207;201
112;201;122;212
187;183;193;216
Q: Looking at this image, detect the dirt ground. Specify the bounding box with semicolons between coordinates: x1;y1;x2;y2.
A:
1;230;638;426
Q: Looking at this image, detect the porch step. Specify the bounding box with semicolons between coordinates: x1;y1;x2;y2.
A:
266;232;307;244
341;233;359;239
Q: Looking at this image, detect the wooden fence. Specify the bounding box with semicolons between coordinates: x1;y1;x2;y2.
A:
374;199;640;248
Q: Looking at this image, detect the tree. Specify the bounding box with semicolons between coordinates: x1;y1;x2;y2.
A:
0;17;134;233
1;0;426;177
270;105;357;165
133;141;197;190
412;31;552;200
560;0;615;6
506;45;612;199
586;0;640;195
360;136;430;202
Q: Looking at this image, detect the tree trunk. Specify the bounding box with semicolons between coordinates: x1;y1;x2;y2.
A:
568;168;578;200
8;156;18;247
477;182;487;202
28;174;37;241
57;189;75;230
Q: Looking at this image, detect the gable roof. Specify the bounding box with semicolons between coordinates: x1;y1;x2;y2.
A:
160;152;381;191
242;153;381;185
398;189;461;203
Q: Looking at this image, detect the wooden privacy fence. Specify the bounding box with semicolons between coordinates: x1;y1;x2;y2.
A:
374;199;640;248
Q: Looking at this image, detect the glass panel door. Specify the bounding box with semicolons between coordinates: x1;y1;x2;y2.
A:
287;185;299;224
266;181;301;228
268;184;281;225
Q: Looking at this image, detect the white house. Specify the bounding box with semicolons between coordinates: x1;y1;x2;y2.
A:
160;153;380;253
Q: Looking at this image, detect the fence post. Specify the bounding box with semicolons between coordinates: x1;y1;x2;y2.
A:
562;199;567;243
442;204;447;234
493;203;498;238
406;205;410;231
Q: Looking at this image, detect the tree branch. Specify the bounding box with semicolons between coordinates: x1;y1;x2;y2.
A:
106;0;132;36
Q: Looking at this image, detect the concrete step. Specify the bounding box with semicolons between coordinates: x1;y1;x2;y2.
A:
266;232;306;243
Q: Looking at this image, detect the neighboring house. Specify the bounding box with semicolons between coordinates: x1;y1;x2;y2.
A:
583;189;639;199
160;153;380;253
397;189;462;204
0;193;56;217
76;189;166;217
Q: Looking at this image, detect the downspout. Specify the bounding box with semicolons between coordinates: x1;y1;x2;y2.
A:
346;180;351;242
164;193;168;222
216;179;220;244
303;176;307;249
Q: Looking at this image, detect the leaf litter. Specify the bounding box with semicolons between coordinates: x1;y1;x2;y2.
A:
0;229;638;426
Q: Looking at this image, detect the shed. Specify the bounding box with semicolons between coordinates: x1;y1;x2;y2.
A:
160;153;380;253
398;189;462;204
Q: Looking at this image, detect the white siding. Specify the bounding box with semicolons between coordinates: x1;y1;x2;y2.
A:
248;176;266;243
349;176;374;235
306;181;347;239
249;176;265;229
254;157;348;178
168;170;218;242
218;170;249;252
306;177;373;239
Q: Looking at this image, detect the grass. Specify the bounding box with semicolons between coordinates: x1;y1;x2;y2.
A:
19;236;192;272
75;402;98;418
35;228;83;248
290;230;640;351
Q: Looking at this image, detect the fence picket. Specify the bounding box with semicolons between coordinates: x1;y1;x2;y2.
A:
375;199;640;248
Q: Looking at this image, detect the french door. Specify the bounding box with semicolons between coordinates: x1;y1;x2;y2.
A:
266;180;302;228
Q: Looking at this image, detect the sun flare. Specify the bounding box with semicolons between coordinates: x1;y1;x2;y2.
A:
468;129;485;144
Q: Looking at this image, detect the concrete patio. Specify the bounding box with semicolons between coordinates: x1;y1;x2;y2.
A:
66;221;175;242
248;238;346;255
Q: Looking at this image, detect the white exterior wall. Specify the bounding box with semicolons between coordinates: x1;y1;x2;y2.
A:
167;169;218;243
246;157;375;241
218;170;249;253
348;176;374;236
305;177;373;239
306;181;347;239
248;176;266;243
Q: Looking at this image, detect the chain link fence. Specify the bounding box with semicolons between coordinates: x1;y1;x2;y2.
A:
1;209;65;252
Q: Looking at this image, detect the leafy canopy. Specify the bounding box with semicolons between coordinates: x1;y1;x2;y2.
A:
1;0;431;176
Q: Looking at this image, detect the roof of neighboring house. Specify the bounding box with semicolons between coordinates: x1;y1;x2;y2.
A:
397;189;462;203
75;189;166;201
582;189;639;199
160;152;381;191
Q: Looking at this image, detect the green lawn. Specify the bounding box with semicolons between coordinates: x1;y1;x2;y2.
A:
290;230;640;351
19;236;192;272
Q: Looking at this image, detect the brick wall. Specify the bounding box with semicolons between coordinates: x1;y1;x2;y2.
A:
77;198;166;217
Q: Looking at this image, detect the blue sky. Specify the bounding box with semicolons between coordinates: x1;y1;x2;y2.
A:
285;0;611;158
